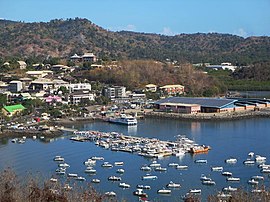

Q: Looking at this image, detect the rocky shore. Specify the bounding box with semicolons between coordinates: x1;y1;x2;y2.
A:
145;108;270;121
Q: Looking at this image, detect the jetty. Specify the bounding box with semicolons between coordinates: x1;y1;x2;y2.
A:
71;130;209;158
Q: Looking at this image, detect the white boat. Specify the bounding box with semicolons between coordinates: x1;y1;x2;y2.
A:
50;178;58;182
32;135;37;140
58;163;70;168
133;189;148;197
154;167;167;172
108;176;121;181
225;158;237;164
140;166;152;171
11;138;18;143
142;174;158;180
248;152;255;157
55;168;66;175
248;179;259;185
226;177;240;182
137;185;151;189
166;181;181;188
260;168;270;173
222;171;233;176
189;189;201;194
101;162;113;168
91;156;104;160
109;114;137;126
119;182;131;189
176;165;188;170
222;186;237;192
217;192;232;199
116;168;125;174
168;162;179;167
243;160;255;165
53;156;64;161
149;161;161;167
114;161;124;166
84;159;96;166
157;188;171;194
251;175;264;181
194;159;207;164
84;168;97;174
202;180;216;185
67;173;78;177
75;176;86;181
200;175;211;181
211;166;223;172
64;184;72;191
255;155;266;162
105;191;116;197
91;178;100;183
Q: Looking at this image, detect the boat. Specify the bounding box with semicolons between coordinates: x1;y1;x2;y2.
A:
190;145;210;154
255;155;266;162
166;181;181;188
202;180;216;185
108;176;121;181
217;192;232;199
194;159;207;164
105;191;116;197
84;159;96;166
260;168;270;173
168;163;179;167
137;185;151;189
176;165;188;170
55;168;66;175
200;175;211;181
114;161;124;166
140;166;152;171
64;184;72;191
243;160;255;165
84;168;97;174
149;161;161;167
226;177;240;182
157;188;171;194
133;189;148;197
108;114;137;126
119;182;131;189
11;138;18;143
251;175;264;181
67;173;78;177
75;176;86;181
142;174;158;180
258;164;270;169
189;189;202;194
91;178;100;183
101;162;113;168
154;167;167;172
211;166;223;172
91;156;104;160
248;152;255;157
222;171;233;176
53;156;64;162
50;178;58;182
248;179;259;185
58;163;70;168
116;168;125;174
222;186;237;192
225;158;237;164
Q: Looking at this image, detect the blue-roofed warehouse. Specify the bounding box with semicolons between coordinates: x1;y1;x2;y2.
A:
154;97;239;113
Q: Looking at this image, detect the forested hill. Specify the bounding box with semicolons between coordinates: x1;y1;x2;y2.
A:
0;18;269;64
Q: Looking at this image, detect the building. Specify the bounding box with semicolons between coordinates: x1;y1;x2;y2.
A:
26;70;53;78
70;53;97;63
206;63;237;72
45;95;62;103
145;84;157;92
69;90;95;104
28;78;54;92
2;104;26;117
0;81;8;93
160;85;185;96
103;86;126;99
8;81;23;93
159;102;201;114
67;83;91;92
19;77;33;90
17;61;27;69
70;54;81;63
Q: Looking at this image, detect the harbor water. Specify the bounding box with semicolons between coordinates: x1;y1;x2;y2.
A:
0;117;270;201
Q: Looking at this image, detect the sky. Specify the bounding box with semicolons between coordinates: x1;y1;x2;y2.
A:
0;0;270;37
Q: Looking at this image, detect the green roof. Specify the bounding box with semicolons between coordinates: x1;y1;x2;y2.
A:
3;104;26;113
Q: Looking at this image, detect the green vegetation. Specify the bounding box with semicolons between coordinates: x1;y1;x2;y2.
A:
0;18;270;64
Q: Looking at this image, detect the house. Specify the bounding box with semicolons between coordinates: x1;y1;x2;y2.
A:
70;54;82;63
19;77;33;90
206;63;237;72
8;81;23;93
82;53;97;63
51;65;74;72
17;61;27;69
69;90;95;104
28;78;54;92
26;70;53;78
103;86;126;99
67;83;92;92
145;84;157;92
2;104;26;117
45;95;62;103
0;81;8;93
160;84;185;96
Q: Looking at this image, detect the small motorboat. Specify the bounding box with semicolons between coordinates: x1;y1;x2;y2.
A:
243;160;255;165
91;156;104;161
248;152;255;157
211;166;223;172
202;180;216;185
53;156;64;161
133;189;148;197
194;159;207;164
248;179;259;185
142;174;158;180
226;177;240;182
91;178;100;183
119;182;131;189
154;167;167;172
114;161;124;166
189;189;201;194
116;168;125;174
67;173;78;177
75;176;86;181
137;185;151;189
225;158;237;164
50;178;58;182
222;186;237;192
200;174;211;181
166;181;181;188
176;165;188;170
255;155;266;162
140;166;152;171
101;162;113;168
149;161;161;167
105;191;116;197
260;168;270;173
222;171;233;176
251;175;264;181
168;162;179;167
108;176;121;181
84;168;97;174
157;188;171;194
58;163;70;168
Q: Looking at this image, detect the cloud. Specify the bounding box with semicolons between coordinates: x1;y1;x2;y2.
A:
161;27;174;36
125;24;136;31
234;28;248;38
109;24;136;32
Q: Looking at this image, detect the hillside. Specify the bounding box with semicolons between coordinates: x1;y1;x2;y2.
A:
0;18;270;64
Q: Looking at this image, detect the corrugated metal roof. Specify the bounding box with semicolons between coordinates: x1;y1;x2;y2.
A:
155;97;237;108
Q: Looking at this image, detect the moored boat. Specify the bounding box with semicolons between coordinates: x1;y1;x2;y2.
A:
137;185;151;189
176;165;188;170
248;179;259;185
142;174;158;180
108;176;121;181
226;177;240;182
119;182;131;189
211;166;223;172
190;145;210;154
202;180;216;185
225;158;237;164
222;171;233;176
157;188;171;194
222;186;237;192
91;178;100;183
194;159;207;164
105;191;116;197
166;181;181;188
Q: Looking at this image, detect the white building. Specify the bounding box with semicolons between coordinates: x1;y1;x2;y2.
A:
8;81;23;93
67;83;92;92
103;86;126;99
69;90;95;104
17;61;27;69
206;63;237;72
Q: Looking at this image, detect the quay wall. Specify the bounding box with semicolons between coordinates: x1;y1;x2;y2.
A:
145;108;270;121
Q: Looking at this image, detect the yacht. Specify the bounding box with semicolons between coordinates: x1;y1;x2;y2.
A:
91;178;100;183
202;180;216;185
105;191;116;197
222;186;237;192
166;181;181;188
108;176;122;181
157;188;171;194
222;171;233;176
211;166;223;172
119;182;131;189
226;177;240;182
225;158;237;164
53;156;64;161
248;179;259;185
133;189;148;197
142;174;158;180
137;185;151;189
108;114;137;126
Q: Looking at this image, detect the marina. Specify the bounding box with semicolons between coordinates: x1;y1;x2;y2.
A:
0;117;270;201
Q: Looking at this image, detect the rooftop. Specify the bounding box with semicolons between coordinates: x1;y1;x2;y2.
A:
3;104;26;113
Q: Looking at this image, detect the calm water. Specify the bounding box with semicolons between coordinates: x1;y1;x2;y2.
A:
0;117;270;201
